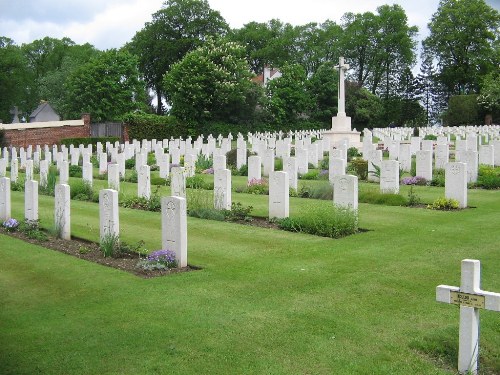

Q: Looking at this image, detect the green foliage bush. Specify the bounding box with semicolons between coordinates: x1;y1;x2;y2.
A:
443;95;481;126
186;175;212;190
423;134;437;140
70;180;96;202
430;169;445;187
358;190;407;206
60;137;119;149
319;156;329;170
347;147;361;161
300;170;319;180
120;189;162;212
122;112;187;140
69;165;82;177
348;159;368;180
475;165;500;189
277;205;358;239
224;202;253;221
125;158;135;170
195;155;213;172
427;198;459;210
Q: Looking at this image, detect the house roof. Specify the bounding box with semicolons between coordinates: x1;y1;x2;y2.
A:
30;101;52;118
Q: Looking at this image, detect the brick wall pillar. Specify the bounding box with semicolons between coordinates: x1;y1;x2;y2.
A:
82;113;91;136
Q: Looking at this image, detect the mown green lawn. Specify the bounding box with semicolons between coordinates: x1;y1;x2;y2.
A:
0;176;499;374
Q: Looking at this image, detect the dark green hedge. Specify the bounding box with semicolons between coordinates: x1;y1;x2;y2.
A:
60;137;119;149
122;112;187;140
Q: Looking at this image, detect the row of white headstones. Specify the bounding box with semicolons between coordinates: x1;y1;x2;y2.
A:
1;128;500;374
0;177;188;268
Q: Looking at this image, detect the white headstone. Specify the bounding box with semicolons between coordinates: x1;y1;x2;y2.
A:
329;157;346;185
380;160;399;194
435;144;449;170
171;166;186;198
107;163;120;191
59;161;69;185
82;162;93;187
478;145;494;166
463;151;478;183
445;162;467;208
24;180;38;222
263;149;275;177
214;168;231;210
333;175;358;209
159;153;170;179
269;171;289;219
284;157;298;190
0;177;11;221
416;150;433;181
161;196;187;268
54;184;71;240
213;155;227;171
10;158;18;183
399;144;412;172
99;189;119;243
184;153;196;177
247;155;262;182
39;159;48;188
138;164;151;199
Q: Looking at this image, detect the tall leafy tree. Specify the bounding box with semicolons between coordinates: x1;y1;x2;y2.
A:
423;0;500;95
38;43;101;116
306;61;338;124
340;11;380;87
266;63;311;127
371;5;418;100
63;49;147;121
478;71;500;121
163;39;261;128
230;19;298;75
127;0;228;114
0;37;30;123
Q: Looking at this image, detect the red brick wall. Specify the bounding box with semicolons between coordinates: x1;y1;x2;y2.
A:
3;114;91;148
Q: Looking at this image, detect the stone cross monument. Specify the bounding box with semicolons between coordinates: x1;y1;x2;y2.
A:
336;57;349;117
322;57;361;148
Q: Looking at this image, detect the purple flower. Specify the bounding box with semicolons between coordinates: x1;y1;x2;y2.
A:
2;218;19;231
147;249;177;268
202;168;214;174
401;176;427;185
247;178;268;187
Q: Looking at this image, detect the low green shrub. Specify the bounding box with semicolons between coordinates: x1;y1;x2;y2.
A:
195;155;212;172
406;185;421;207
246;178;269;195
40;165;58;196
347;147;361;161
476;174;500;189
430;169;445;187
319;156;329;170
19;219;47;241
427;197;459;210
300;170;319;180
423;134;437;140
186;175;212;189
125;158;135;170
100;232;121;258
224;202;253;221
274;158;283;172
277;205;358;239
359;190;407;206
349;158;368;180
70;180;96;201
120;187;161;212
151;176;168;186
69;165;82;178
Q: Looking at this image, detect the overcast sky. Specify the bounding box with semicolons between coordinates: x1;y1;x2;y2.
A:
1;0;499;50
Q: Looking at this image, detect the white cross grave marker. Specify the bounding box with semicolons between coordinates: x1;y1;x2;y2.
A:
436;259;500;374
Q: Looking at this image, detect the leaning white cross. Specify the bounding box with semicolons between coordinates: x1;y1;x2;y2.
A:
436;259;500;374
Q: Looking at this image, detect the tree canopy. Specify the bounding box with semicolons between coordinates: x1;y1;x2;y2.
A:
62;49;147;122
424;0;500;95
127;0;229;114
163;39;260;128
